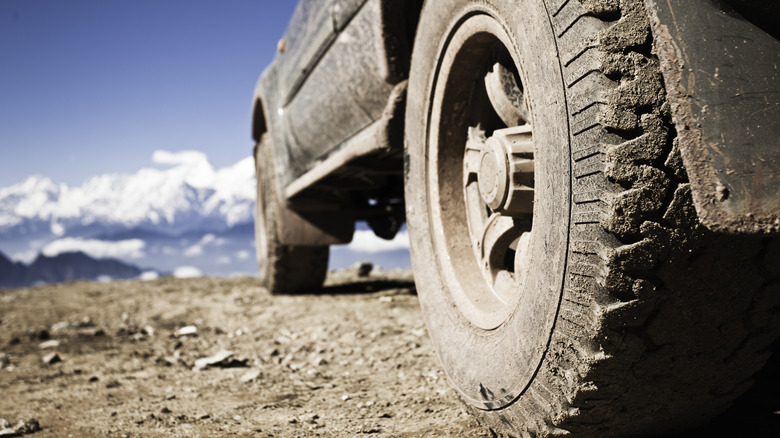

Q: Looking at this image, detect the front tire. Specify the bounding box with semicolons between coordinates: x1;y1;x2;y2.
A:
405;0;780;436
255;133;329;293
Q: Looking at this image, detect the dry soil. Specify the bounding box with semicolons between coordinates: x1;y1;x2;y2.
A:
0;269;778;437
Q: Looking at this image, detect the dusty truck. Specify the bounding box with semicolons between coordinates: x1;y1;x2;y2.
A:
250;0;780;436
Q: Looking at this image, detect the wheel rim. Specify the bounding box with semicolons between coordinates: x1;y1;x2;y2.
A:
428;14;535;330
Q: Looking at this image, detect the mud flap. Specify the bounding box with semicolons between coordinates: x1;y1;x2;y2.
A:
645;0;780;233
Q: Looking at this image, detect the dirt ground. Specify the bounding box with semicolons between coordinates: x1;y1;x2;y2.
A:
1;269;778;437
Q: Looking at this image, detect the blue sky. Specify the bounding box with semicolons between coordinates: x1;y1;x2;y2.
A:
0;0;297;187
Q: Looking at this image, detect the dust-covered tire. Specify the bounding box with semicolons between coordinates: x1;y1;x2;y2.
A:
255;134;329;294
404;0;780;436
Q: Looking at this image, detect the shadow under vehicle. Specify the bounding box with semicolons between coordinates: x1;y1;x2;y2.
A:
250;0;780;436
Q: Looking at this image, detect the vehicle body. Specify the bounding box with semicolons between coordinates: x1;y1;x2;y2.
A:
251;0;780;435
252;0;420;249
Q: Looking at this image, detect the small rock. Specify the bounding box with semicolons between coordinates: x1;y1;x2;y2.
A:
52;318;93;332
143;326;155;336
239;369;262;383
0;418;41;437
105;380;121;389
288;362;305;372
175;326;198;337
193;350;248;371
0;419;11;436
27;328;49;341
78;327;106;337
42;352;61;365
14;418;41;434
301;413;319;424
310;356;328;366
359;424;381;434
194;350;232;370
39;340;61;349
303;381;322;390
352;261;373;277
157;355;179;366
0;353;9;369
378;296;393;303
160;407;171;414
51;321;71;332
341;394;351;401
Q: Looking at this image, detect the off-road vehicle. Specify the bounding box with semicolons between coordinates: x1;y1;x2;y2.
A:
251;0;780;435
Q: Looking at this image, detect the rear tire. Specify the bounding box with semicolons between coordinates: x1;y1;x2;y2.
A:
255;133;329;293
404;0;780;436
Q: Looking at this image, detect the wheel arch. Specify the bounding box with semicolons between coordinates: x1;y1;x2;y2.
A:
251;96;267;144
251;73;269;145
377;0;424;83
251;70;353;247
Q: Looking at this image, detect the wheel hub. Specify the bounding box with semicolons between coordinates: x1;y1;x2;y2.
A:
473;126;535;216
424;15;541;330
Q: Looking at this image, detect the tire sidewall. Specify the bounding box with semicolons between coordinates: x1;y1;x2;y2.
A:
405;0;571;409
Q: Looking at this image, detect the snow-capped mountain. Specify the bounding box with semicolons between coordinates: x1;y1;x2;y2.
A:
0;150;255;237
0;150;410;282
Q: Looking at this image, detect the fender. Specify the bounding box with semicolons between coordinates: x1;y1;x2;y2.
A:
252;68;354;246
645;0;780;233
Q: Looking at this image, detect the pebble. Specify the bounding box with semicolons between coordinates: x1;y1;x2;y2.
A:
0;419;10;436
78;327;106;337
51;321;72;332
39;340;61;349
52;317;93;332
301;413;319;424
0;418;41;436
353;262;374;277
0;353;8;369
193;349;248;371
303;381;322;390
42;352;61;365
174;325;198;337
239;369;262;383
26;328;49;341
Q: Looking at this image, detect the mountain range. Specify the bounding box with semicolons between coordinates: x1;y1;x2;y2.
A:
0;150;410;285
0;249;148;288
0;150;254;238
